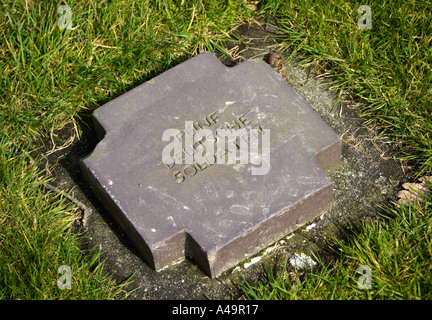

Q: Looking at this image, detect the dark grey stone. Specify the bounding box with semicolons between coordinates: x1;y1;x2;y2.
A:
80;52;341;278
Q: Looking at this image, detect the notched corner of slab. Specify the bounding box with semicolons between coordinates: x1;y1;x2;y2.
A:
91;112;109;141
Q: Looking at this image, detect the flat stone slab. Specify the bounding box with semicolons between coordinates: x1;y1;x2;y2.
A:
80;52;341;278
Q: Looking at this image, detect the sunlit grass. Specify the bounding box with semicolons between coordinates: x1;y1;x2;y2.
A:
241;191;432;299
0;0;250;299
240;0;432;300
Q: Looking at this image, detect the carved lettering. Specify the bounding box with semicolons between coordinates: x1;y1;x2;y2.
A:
161;110;268;183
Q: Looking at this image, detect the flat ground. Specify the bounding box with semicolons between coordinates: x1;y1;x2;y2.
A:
41;20;407;299
1;0;430;300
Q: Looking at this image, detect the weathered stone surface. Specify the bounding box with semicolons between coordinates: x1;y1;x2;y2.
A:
80;52;341;278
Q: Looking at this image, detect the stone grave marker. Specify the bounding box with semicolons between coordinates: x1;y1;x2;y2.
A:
80;52;341;278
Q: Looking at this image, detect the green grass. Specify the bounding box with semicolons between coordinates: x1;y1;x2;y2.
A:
259;0;432;176
0;138;131;299
0;0;250;148
2;0;431;300
239;0;432;300
0;0;250;299
241;192;432;299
